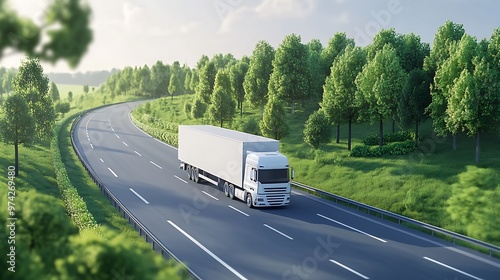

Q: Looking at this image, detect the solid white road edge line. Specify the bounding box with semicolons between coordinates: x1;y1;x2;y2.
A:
107;167;118;177
150;161;162;169
129;188;150;205
263;224;293;240
202;191;219;200
317;213;387;243
85;113;94;131
329;259;370;279
229;205;249;217
134;151;142;156
174;175;188;184
423;257;484;280
167;220;248;280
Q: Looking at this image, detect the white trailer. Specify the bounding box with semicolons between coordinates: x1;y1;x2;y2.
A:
178;125;291;207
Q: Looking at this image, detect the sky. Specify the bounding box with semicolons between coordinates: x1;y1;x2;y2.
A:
2;0;499;73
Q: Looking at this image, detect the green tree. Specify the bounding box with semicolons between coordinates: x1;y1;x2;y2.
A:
321;32;355;77
447;166;500;242
229;60;249;117
367;28;403;61
244;40;275;114
12;58;54;141
0;94;35;175
207;69;236;127
303;109;331;149
0;0;92;67
189;70;199;94
67;91;73;102
191;96;207;119
307;38;324;101
139;64;152;96
184;68;192;94
168;72;182;100
425;21;465;148
83;84;89;94
355;45;406;147
268;33;310;113
400;33;430;73
54;100;71;117
398;68;432;146
196;61;216;103
50;81;60;100
260;96;289;140
322;45;366;150
55;227;183;280
2;69;16;94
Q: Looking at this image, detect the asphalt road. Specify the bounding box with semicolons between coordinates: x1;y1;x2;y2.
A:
72;101;500;280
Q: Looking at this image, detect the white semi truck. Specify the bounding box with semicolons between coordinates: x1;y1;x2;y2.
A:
178;125;291;207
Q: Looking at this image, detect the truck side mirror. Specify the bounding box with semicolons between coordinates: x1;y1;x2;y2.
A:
291;169;295;180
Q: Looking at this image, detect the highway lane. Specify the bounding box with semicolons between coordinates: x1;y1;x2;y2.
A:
73;101;500;279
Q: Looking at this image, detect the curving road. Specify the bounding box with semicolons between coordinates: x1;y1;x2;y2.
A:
73;101;500;280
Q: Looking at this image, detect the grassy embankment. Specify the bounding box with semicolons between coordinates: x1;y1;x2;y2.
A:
131;94;500;250
0;86;175;266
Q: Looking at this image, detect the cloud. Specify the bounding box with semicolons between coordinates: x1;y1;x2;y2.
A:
218;0;316;33
255;0;315;18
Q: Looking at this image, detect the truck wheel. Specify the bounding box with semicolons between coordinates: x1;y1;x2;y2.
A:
193;168;200;183
186;165;192;180
223;182;229;197
229;184;235;200
246;193;253;208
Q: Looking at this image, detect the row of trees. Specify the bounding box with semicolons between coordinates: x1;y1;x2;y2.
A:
303;22;500;163
99;22;500;162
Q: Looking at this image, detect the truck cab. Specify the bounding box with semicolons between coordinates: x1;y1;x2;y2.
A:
243;152;291;207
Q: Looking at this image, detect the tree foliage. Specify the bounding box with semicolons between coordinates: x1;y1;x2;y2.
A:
12;58;54;141
307;38;324;101
55;100;71;116
322;45;366;150
260;96;289;140
447;166;500;242
355;45;406;147
196;61;216;104
50;81;60;101
207;69;236;127
244;40;275;113
229;60;249;116
303;109;330;149
268;33;310;113
321;32;355;77
0;0;92;68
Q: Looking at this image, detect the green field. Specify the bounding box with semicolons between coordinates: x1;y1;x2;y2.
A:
132;95;500;246
55;83;87;100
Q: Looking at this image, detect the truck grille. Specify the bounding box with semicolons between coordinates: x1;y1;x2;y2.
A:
263;186;288;193
263;186;288;205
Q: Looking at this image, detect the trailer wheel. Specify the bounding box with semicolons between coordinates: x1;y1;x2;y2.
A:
223;182;230;197
193;168;200;183
246;193;253;208
186;165;192;180
229;184;235;200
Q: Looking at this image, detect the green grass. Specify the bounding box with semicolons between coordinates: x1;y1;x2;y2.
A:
56;83;86;100
57;111;149;245
133;95;500;247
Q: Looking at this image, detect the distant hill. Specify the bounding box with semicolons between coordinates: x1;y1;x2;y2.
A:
47;69;119;86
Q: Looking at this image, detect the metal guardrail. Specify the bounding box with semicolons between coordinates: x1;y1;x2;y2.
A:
69;110;201;280
291;180;500;257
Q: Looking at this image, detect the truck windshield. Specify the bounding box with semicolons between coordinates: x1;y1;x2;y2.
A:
258;169;289;184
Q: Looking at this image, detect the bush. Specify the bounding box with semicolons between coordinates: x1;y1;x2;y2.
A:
350;140;416;157
184;102;192;118
362;130;418;146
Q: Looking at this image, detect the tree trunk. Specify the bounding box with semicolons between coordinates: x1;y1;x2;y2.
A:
379;118;384;147
240;101;243;118
291;98;295;114
475;131;480;163
415;121;419;147
452;134;457;151
15;138;19;177
348;120;352;151
336;124;340;144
